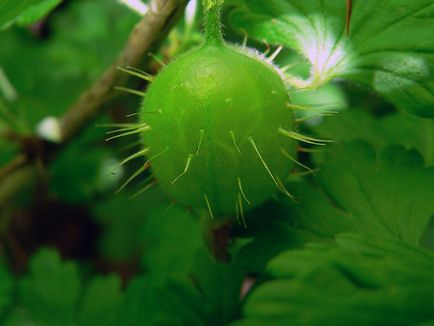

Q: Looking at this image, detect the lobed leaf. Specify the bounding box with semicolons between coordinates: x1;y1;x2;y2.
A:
7;249;124;326
236;141;434;272
228;0;434;117
236;233;434;326
78;275;123;326
19;249;81;326
313;109;434;165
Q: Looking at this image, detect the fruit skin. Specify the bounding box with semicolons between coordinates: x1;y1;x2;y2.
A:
141;43;296;216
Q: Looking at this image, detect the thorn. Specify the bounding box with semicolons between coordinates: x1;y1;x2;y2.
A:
117;66;154;82
106;123;147;134
281;148;315;175
120;148;149;166
126;65;153;75
278;127;333;146
262;38;271;55
116;164;148;193
295;111;337;122
98;123;140;128
268;45;283;62
172;154;193;184
289;102;342;110
286;85;311;92
280;63;295;73
130;179;158;198
105;125;150;141
276;176;298;202
241;28;248;48
196;129;205;156
249;137;292;197
114;86;146;97
148;52;166;67
280;61;305;73
291;168;320;177
297;146;327;153
117;146;168;192
238;193;247;228
126;112;140;117
204;194;214;219
229;131;242;153
237;177;251;205
287;103;311;110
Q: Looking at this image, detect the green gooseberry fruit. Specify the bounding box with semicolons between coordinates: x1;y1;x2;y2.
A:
140;41;296;218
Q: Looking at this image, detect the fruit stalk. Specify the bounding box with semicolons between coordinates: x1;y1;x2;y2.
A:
203;0;224;45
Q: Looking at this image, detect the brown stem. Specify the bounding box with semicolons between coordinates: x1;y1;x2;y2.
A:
0;0;187;209
210;219;233;262
60;0;187;143
0;155;27;182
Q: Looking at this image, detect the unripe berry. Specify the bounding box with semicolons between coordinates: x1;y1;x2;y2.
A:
141;43;296;217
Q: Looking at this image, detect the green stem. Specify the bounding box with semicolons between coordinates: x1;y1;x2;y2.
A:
204;1;224;46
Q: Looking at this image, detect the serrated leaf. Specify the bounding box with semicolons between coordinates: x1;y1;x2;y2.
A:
234;183;349;273
228;0;434;118
236;141;434;272
19;249;81;326
117;249;244;326
236;233;434;326
113;201;244;325
319;141;434;245
313;109;434;165
78;275;123;326
10;249;125;326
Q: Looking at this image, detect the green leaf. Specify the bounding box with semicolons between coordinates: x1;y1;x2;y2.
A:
236;233;434;326
11;248;124;326
113;201;244;325
0;263;13;317
0;0;60;28
234;183;348;273
117;250;244;326
236;141;434;272
78;275;123;326
228;0;434;117
0;0;138;128
140;204;204;278
0;0;39;28
16;0;61;26
318;141;434;245
19;249;81;326
313;109;434;165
